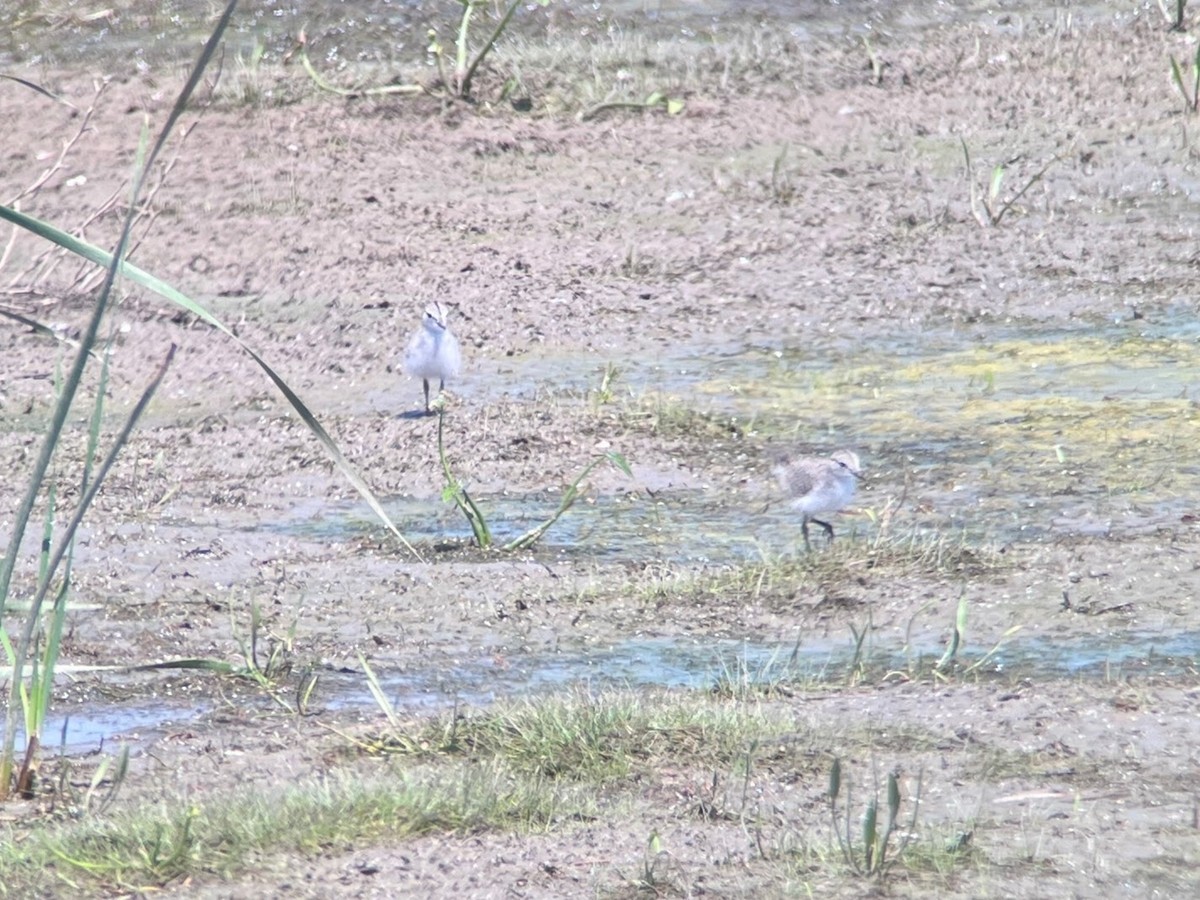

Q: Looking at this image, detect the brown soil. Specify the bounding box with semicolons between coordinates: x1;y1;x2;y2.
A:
2;1;1199;896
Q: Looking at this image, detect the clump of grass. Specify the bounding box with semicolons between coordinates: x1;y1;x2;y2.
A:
770;142;795;203
616;393;748;444
356;687;780;781
657;525;998;596
710;640;811;700
0;687;780;892
861;520;1004;576
0;681;986;896
0;763;581;895
591;361;622;406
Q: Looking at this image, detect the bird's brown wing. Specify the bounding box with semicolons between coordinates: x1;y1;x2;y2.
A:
773;462;816;497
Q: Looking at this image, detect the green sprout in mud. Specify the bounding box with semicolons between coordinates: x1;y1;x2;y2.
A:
861;35;885;86
960;138;1061;227
628;830;678;895
770;143;794;204
828;759;924;877
1169;41;1200;114
935;594;1022;680
435;404;632;551
592;362;621;406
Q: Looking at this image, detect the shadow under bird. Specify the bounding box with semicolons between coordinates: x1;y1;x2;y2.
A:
403;301;462;414
773;449;862;550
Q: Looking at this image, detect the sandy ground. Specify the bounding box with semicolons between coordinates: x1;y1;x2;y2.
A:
2;0;1199;896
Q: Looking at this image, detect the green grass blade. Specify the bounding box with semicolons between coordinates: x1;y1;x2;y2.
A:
0;205;421;562
987;164;1005;204
29;579;70;739
936;594;968;672
358;652;402;730
297;41;425;97
0;73;76;108
0;307;64;341
886;772;901;829
36;482;56;595
1;658;240;678
962;624;1023;676
503;452;630;551
1192;45;1200;110
862;797;878;869
1170;55;1188;108
81;344;111;496
437;408;491;548
502;484;579;552
606;451;633;478
22;657;38;737
126;658;237;674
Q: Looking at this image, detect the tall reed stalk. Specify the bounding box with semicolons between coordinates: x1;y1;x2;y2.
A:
0;0;240;801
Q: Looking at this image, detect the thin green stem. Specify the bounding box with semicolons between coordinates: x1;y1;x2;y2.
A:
437;408;491;547
459;0;521;98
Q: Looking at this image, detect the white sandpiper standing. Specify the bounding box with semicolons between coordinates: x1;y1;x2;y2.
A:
403;301;462;414
772;449;862;550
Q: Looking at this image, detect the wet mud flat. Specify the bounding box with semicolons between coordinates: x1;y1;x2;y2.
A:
2;0;1200;896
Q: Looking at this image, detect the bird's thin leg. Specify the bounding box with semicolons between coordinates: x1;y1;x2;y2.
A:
423;378;431;414
801;517;813;552
811;517;835;545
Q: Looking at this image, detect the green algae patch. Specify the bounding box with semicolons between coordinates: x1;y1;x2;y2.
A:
687;325;1200;539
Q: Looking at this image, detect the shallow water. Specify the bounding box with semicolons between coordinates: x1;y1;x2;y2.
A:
272;307;1200;554
692;309;1200;543
5;0;1197;771
0;0;1146;73
262;489;789;563
15;627;1197;755
342;629;1200;709
7;703;209;756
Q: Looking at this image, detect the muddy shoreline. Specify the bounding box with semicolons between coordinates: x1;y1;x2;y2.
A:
2;1;1199;896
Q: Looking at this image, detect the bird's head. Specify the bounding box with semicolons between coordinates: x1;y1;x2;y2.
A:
423;301;450;332
831;449;863;479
